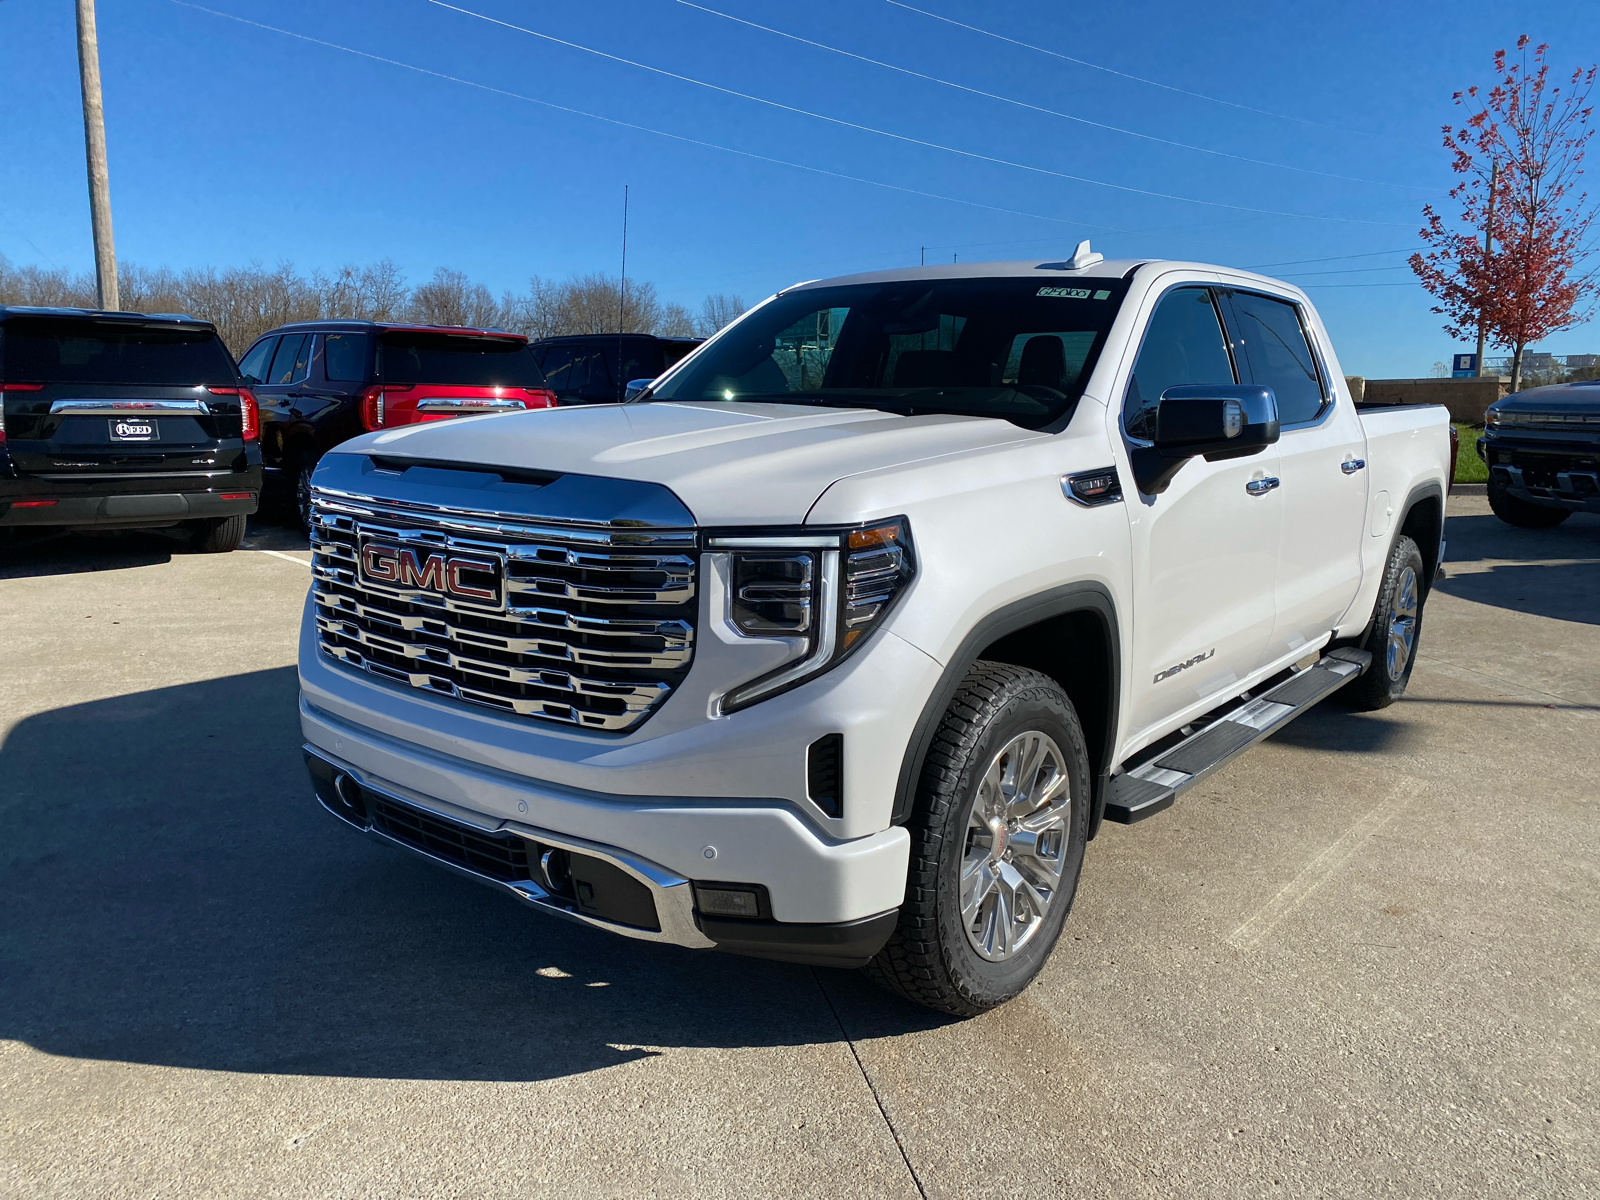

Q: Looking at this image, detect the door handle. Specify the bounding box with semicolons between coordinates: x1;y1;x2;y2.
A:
1245;477;1281;496
1341;458;1366;474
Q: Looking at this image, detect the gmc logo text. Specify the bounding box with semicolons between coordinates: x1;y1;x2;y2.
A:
360;542;500;604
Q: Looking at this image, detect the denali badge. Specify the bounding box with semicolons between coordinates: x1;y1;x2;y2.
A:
359;540;502;606
1153;648;1215;684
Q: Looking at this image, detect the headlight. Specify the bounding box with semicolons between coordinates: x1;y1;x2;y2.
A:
710;518;916;712
1486;409;1503;428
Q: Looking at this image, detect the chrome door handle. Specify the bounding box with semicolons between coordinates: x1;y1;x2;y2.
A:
1245;476;1281;496
1341;459;1366;474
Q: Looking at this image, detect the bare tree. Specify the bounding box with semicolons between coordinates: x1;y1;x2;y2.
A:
407;267;507;329
659;301;697;337
698;292;746;335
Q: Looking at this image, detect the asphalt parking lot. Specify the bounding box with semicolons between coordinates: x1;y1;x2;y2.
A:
2;490;1596;1199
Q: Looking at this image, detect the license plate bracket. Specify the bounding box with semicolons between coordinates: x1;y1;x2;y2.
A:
109;417;159;442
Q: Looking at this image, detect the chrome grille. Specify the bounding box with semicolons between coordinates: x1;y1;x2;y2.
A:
310;482;697;732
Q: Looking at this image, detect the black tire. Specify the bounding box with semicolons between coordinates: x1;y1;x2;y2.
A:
864;662;1090;1016
1487;477;1571;528
294;459;318;535
188;513;246;554
1341;534;1425;711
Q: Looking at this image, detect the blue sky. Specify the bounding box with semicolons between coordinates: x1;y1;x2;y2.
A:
2;0;1597;376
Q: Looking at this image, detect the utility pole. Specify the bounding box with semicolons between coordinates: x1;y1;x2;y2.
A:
1475;158;1498;378
618;185;629;333
76;0;119;311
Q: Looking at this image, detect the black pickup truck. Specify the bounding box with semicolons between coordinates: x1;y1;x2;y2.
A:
1480;380;1600;527
0;307;261;552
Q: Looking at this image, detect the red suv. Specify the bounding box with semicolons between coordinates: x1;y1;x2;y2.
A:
237;321;555;530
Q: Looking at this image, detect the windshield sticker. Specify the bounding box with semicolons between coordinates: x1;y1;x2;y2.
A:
1094;290;1111;300
1037;286;1092;299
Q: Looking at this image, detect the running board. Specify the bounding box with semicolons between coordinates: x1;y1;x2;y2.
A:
1103;648;1372;825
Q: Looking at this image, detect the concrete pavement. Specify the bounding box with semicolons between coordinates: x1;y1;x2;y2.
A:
1;492;1595;1198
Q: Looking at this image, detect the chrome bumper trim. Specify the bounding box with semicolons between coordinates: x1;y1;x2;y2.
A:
305;743;714;950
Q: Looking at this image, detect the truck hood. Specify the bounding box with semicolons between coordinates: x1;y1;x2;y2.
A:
349;401;1045;524
1494;380;1600;414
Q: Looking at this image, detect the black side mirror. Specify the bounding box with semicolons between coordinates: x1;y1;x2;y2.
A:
625;377;655;401
1130;385;1279;495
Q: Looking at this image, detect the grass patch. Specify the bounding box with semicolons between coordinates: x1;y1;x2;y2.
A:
1453;423;1489;483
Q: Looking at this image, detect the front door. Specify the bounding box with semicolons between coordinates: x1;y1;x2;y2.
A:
1116;283;1284;740
1222;290;1367;663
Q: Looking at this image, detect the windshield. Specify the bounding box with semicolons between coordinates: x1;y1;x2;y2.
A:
0;318;237;386
644;276;1128;427
378;332;544;387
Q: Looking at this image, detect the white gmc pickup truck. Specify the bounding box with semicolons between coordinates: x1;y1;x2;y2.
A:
299;247;1451;1015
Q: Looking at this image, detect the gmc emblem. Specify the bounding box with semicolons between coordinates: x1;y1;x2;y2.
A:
359;540;502;606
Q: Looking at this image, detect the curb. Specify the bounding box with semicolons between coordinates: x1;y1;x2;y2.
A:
1452;483;1487;496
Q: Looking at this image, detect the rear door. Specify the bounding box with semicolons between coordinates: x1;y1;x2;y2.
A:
1221;289;1367;661
294;330;369;456
0;316;243;485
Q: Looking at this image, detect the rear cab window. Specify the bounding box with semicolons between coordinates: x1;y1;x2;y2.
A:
378;332;544;386
1223;291;1327;425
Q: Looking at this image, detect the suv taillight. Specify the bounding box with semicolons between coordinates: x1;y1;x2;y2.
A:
0;383;44;445
208;386;260;441
527;389;558;408
359;385;385;430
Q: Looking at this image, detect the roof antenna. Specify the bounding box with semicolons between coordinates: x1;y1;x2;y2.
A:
1068;239;1103;270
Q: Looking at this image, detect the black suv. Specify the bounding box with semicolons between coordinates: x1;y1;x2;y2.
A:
237;321;554;531
530;334;702;404
1479;380;1600;527
0;307;261;552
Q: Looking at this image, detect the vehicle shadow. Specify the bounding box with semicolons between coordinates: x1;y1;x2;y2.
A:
0;668;942;1083
0;528;176;577
1437;512;1600;625
1265;700;1416;754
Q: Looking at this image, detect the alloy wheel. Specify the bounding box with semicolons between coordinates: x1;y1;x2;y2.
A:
959;730;1072;962
1386;564;1419;681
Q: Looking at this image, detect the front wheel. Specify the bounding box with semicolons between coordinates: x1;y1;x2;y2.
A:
1341;534;1425;710
294;459;318;534
864;662;1090;1016
1487;477;1571;528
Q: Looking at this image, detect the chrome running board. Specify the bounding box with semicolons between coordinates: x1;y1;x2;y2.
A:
1104;648;1372;825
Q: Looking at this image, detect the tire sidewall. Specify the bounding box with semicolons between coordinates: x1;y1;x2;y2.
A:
1374;537;1425;700
933;689;1089;1007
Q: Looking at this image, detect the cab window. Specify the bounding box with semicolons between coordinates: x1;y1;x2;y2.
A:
1225;291;1326;425
237;337;277;386
1123;287;1236;441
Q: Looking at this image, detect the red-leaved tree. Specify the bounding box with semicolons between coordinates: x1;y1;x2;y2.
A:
1410;38;1597;393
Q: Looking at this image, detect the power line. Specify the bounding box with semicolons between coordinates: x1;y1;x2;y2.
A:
1274;264;1415;278
883;0;1392;142
675;0;1426;192
164;1;1152;237
1247;247;1425;268
427;0;1411;227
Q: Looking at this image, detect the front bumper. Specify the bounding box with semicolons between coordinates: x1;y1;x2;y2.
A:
304;742;901;967
1480;434;1600;513
1489;462;1600;513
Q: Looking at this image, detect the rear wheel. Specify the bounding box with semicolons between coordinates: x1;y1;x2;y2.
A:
1487;477;1570;528
188;513;246;554
864;662;1089;1016
1341;534;1424;710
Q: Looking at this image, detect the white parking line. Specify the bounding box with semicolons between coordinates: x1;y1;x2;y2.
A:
256;549;311;568
1227;778;1421;950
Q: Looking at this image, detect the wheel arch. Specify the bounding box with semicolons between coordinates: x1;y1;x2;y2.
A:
892;582;1121;839
1397;480;1445;594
